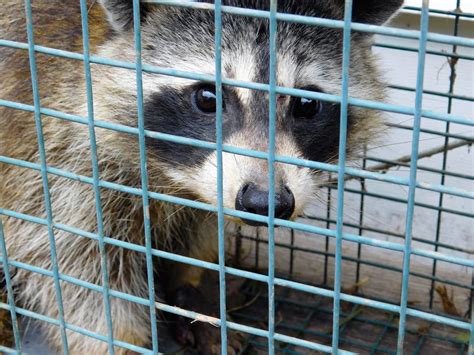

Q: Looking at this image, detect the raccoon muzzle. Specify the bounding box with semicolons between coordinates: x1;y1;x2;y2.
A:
235;183;295;226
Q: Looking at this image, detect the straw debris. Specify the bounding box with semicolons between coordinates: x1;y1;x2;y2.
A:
435;285;461;317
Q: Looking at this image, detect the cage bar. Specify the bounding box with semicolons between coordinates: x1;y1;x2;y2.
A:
429;0;464;311
332;0;354;351
397;1;430;351
131;0;159;353
22;0;69;352
266;1;278;352
213;0;229;352
78;1;115;353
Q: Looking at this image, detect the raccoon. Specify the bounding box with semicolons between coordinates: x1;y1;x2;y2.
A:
0;0;402;353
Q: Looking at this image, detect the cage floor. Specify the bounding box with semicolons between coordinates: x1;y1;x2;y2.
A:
229;277;469;355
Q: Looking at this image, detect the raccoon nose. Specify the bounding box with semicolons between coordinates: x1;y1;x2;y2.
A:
235;183;295;227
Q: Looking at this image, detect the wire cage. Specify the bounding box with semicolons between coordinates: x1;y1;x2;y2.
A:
0;0;472;354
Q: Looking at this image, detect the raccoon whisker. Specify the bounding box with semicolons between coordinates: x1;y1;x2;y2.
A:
303;199;327;214
365;134;464;152
202;212;218;225
362;180;410;195
151;186;189;194
344;209;391;229
392;116;416;126
87;0;97;14
309;181;409;227
232;154;246;182
164;205;188;222
312;190;390;229
306;179;386;222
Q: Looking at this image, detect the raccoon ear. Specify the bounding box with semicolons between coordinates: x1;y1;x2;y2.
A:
350;0;404;25
99;0;148;31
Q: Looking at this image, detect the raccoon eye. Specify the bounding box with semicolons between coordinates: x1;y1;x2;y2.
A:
194;85;218;113
292;90;323;119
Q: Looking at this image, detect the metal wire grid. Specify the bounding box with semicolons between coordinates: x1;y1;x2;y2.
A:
228;281;470;354
0;0;472;354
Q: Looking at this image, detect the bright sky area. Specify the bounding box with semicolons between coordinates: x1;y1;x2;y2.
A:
404;0;474;13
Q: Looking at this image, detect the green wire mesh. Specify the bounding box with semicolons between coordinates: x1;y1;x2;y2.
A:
0;0;472;354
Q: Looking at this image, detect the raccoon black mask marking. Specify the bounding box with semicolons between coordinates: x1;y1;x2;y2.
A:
144;84;245;167
144;82;342;168
124;0;403;224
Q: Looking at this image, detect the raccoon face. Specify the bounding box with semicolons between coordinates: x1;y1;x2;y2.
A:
97;0;402;226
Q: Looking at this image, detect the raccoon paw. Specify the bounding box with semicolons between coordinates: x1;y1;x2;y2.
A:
170;285;243;354
194;325;243;355
174;313;244;355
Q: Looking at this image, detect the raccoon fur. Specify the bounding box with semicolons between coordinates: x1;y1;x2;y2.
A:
0;0;402;353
